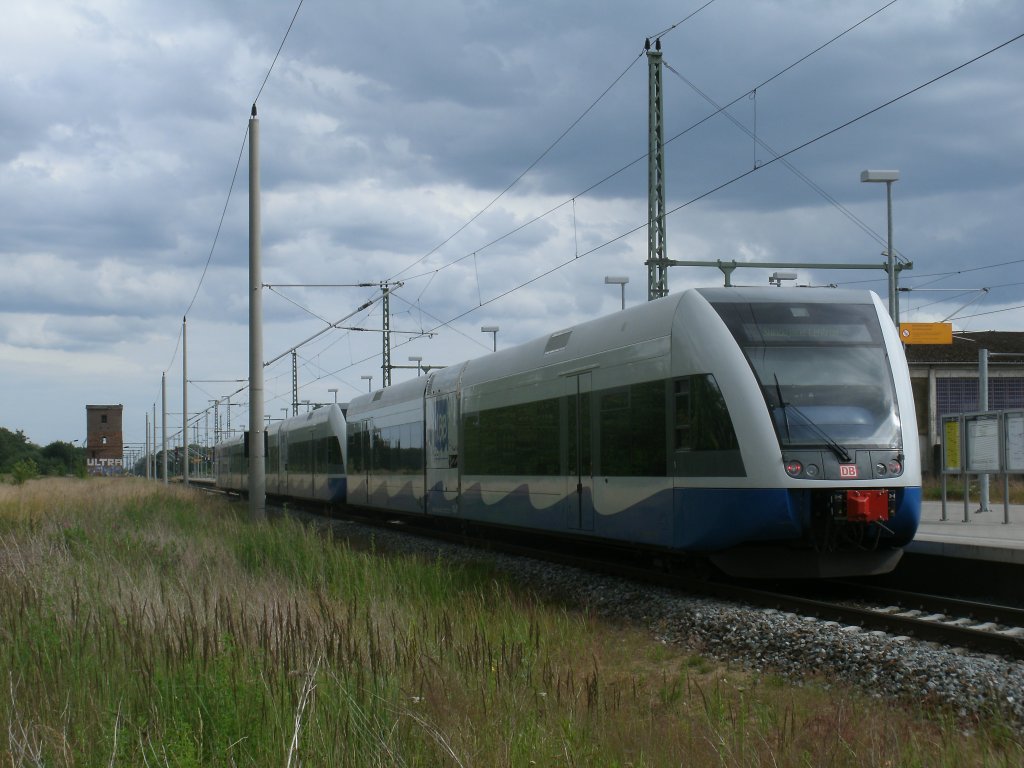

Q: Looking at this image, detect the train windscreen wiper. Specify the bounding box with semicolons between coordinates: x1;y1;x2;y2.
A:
772;376;852;464
772;375;791;440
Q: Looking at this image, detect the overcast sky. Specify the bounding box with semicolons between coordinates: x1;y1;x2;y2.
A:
1;0;1022;450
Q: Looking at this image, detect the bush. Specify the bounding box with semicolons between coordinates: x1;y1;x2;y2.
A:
11;458;39;485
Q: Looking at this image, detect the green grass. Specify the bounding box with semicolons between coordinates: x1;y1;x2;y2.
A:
1;477;1021;765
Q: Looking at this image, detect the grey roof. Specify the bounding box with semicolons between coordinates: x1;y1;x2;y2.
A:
904;331;1024;365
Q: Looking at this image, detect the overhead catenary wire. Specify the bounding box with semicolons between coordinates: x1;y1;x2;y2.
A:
404;29;1024;345
647;0;722;41
255;26;1024;396
178;0;305;324
169;8;1024;414
382;0;918;303
223;0;914;375
385;49;646;283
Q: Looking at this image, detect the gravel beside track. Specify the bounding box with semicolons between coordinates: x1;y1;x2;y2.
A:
324;515;1024;726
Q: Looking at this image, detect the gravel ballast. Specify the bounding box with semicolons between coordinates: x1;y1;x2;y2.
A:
322;515;1024;726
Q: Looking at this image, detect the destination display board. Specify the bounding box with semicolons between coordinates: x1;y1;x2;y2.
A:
941;416;961;474
1005;411;1024;473
964;412;1001;473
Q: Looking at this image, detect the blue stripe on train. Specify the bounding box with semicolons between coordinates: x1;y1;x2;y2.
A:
374;481;922;552
673;486;921;550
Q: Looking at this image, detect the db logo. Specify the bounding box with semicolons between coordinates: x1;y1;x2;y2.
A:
839;464;858;479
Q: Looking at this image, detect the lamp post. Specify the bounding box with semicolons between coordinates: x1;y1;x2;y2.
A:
481;325;499;352
860;169;900;324
604;276;629;310
361;375;374;392
328;388;338;403
408;355;423;375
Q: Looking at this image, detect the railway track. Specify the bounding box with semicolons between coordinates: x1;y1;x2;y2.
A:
721;581;1024;661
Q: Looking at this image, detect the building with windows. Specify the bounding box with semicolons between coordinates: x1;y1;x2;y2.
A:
86;404;124;475
905;332;1024;473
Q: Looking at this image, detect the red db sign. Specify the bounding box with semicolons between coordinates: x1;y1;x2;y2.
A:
839;464;858;479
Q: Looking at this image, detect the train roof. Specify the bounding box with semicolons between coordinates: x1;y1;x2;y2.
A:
696;286;879;305
274;402;346;436
351;285;884;407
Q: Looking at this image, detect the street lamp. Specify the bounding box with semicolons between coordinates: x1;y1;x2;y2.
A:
361;374;374;392
860;169;900;324
408;355;423;375
481;325;499;352
328;388;338;403
604;276;629;310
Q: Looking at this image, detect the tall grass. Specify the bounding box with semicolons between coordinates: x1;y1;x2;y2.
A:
1;477;1020;765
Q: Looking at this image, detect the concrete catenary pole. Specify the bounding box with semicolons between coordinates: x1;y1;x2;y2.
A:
182;316;189;486
145;412;150;480
161;372;168;483
248;104;266;520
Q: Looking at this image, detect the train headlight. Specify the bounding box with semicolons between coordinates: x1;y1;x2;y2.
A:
875;462;887;476
887;459;902;475
805;463;820;478
784;459;803;477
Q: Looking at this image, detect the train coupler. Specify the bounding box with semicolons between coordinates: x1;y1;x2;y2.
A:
831;489;894;524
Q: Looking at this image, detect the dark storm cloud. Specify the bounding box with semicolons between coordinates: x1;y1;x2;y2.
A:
2;0;1023;446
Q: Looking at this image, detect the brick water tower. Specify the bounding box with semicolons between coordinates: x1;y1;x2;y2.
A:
86;404;124;475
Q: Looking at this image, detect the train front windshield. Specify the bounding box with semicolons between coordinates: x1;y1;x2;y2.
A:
712;301;901;451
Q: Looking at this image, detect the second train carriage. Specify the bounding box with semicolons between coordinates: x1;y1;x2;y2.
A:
343;286;921;577
215;403;347;504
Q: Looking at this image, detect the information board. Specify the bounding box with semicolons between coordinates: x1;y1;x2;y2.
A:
941;416;961;474
965;412;1001;473
1005;411;1024;473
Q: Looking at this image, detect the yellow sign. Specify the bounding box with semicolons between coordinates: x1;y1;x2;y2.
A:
943;419;961;472
899;322;953;345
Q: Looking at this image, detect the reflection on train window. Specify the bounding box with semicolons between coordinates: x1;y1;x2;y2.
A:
463;398;560;475
358;421;425;473
673;375;745;477
599;381;666;476
347;423;371;473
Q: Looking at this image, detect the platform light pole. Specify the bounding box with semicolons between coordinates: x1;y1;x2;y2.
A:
328;388;338;403
860;170;900;324
361;374;373;392
604;276;629;310
408;355;423;375
481;325;499;352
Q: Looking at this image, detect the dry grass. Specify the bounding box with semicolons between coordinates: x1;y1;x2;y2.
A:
1;477;1021;765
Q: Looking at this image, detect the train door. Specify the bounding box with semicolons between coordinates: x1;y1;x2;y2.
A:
349;419;370;506
567;372;594;531
279;429;289;497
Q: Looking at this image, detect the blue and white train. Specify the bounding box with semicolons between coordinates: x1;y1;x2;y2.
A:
216;402;347;505
217;286;921;578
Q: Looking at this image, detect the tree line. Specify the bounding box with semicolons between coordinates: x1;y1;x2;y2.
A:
0;427;86;482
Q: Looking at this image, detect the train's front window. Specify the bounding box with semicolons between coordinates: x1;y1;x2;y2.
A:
712;301;901;450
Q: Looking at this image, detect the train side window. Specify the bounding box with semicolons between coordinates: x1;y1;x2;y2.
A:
463;397;560;476
599;380;666;477
673;375;745;477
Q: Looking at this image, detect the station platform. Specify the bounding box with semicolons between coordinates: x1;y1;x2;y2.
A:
908;499;1024;565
